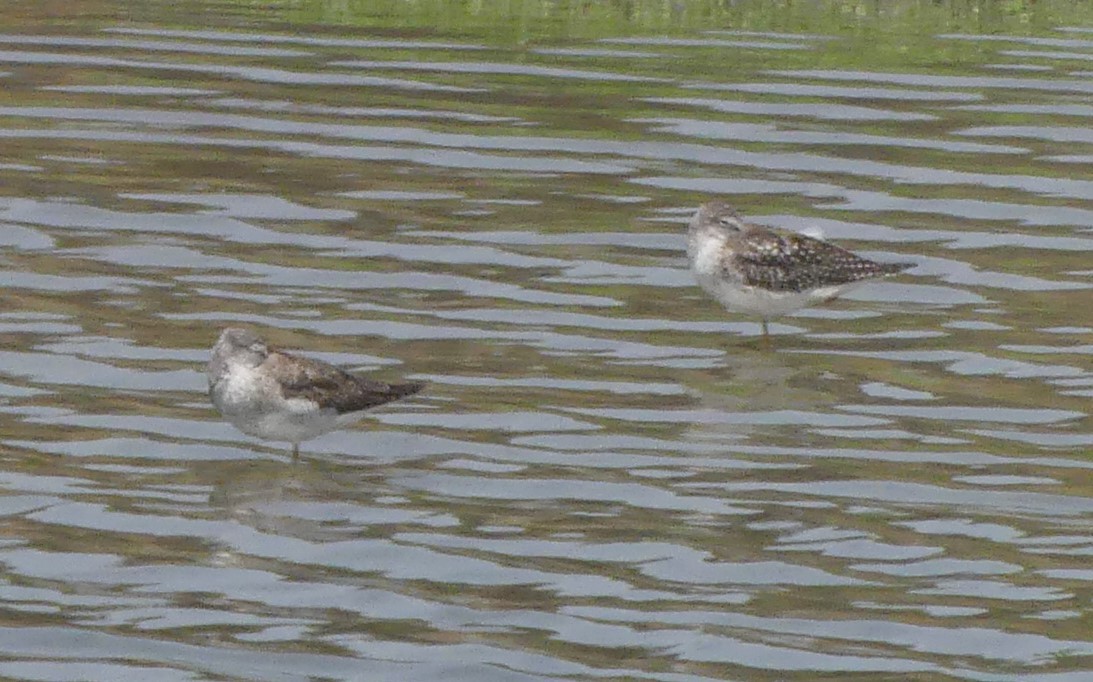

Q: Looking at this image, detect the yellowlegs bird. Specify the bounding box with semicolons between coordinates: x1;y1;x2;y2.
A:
686;200;913;338
207;328;423;459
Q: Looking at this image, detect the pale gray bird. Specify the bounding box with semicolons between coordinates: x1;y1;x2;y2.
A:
686;200;913;338
207;328;423;459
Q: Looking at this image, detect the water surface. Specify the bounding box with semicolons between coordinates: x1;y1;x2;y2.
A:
0;2;1091;680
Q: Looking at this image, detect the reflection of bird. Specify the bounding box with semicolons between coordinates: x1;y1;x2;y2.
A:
207;328;423;460
686;201;914;338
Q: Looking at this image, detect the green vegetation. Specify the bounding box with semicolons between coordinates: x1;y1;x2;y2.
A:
282;0;1093;43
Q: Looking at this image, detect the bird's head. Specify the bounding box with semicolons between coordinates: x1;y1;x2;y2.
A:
213;327;269;368
692;200;747;233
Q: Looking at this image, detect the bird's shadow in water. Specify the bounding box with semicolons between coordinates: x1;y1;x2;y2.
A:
205;453;402;538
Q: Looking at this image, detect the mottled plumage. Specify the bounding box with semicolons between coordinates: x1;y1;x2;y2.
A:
207;328;423;459
265;351;422;413
687;200;913;336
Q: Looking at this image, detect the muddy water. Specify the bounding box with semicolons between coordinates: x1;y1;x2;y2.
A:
0;3;1091;681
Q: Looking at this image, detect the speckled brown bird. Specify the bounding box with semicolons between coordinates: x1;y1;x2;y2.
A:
686;200;913;337
207;328;423;459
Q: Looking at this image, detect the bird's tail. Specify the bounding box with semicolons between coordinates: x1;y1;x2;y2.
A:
387;381;426;401
880;261;915;275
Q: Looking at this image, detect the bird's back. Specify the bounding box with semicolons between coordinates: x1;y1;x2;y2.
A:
266;350;423;414
733;225;913;293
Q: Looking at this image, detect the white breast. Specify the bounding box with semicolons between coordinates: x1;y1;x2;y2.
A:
688;233;726;282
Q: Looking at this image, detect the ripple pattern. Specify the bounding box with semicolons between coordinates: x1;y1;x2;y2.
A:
0;7;1090;682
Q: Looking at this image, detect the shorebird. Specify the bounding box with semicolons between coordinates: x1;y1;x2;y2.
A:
207;327;423;459
686;200;913;338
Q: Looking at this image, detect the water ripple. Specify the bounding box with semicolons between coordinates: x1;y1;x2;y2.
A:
1;12;1090;682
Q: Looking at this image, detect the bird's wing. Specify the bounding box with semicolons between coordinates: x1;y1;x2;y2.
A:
265;350;423;414
728;229;906;292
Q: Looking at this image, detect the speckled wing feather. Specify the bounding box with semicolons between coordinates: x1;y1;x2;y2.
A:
264;349;424;414
728;228;911;293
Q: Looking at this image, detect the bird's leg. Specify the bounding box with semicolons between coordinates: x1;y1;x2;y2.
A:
292;443;300;462
759;319;772;350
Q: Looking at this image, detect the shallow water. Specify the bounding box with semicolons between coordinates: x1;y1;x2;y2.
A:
1;2;1091;680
